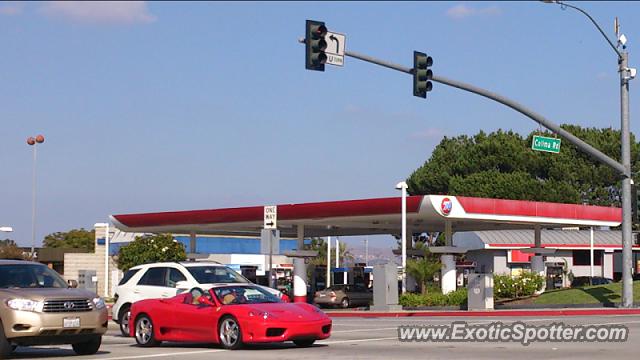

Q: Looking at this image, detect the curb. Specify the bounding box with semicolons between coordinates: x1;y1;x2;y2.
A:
326;308;640;318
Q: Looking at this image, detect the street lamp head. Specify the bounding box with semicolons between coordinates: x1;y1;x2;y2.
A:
27;135;45;145
395;181;408;190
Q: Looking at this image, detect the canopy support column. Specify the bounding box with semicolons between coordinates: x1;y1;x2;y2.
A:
531;226;546;293
441;220;456;294
293;225;307;303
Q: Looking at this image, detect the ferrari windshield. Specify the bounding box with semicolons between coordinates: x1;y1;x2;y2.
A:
186;266;249;284
213;285;281;305
0;264;68;289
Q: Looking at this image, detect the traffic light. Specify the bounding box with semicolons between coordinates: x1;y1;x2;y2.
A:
413;51;433;98
305;20;328;71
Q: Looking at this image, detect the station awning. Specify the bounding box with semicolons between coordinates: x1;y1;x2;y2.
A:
110;195;621;238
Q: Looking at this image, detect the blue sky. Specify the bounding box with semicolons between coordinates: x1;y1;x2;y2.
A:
1;1;638;251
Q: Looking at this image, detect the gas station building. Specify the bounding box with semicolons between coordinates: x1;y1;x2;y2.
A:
111;194;631;302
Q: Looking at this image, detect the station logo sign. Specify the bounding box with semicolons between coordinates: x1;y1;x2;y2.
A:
440;197;452;215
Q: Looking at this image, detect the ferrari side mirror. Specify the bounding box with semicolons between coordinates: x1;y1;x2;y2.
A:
198;296;215;306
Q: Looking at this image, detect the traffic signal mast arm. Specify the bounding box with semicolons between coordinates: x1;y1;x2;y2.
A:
342;48;628;177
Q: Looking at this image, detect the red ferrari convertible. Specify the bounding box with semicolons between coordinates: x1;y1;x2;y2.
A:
129;284;332;349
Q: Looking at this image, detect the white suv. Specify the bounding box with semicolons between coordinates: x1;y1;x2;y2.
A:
112;261;282;336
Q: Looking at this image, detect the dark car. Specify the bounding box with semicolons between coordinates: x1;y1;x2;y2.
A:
313;284;372;308
571;276;613;287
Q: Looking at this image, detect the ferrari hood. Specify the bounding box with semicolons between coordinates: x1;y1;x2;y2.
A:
243;303;326;322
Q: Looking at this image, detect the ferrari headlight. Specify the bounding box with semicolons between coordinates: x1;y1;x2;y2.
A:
7;298;44;312
248;311;273;320
92;297;106;310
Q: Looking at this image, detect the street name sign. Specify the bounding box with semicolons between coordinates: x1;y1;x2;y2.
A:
264;205;277;229
532;135;561;154
324;31;345;67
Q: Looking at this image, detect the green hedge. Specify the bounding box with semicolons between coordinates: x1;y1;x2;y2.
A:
494;272;545;299
399;289;468;307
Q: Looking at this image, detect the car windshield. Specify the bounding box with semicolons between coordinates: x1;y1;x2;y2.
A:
213;285;281;305
0;264;68;289
185;266;249;284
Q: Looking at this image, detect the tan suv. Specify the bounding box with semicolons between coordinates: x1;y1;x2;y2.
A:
0;259;108;357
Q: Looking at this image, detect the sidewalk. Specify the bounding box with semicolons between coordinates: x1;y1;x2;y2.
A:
324;307;640;318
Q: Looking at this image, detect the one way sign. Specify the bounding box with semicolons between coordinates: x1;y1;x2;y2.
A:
325;31;345;67
264;206;277;229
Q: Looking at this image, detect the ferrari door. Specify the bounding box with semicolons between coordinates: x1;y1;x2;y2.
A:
170;300;218;342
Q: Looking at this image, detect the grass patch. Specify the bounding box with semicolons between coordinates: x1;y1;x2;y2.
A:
533;281;640;305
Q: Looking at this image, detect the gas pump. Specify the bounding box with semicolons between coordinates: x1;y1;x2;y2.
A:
274;264;293;298
310;264;327;293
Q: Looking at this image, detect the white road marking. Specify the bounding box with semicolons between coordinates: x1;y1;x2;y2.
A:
330;318;567;333
578;319;640;326
332;327;398;333
319;336;397;345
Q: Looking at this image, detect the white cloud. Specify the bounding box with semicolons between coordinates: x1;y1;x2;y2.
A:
446;4;502;20
40;1;156;25
0;2;23;16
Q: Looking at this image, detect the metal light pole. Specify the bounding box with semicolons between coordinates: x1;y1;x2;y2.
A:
335;237;340;283
396;181;408;294
364;236;369;266
27;135;44;258
326;236;331;289
544;0;636;308
95;223;110;297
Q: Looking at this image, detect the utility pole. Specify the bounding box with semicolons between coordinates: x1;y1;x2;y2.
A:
542;0;636;308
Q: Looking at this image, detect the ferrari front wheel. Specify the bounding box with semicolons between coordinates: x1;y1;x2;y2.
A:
135;315;161;347
218;316;243;350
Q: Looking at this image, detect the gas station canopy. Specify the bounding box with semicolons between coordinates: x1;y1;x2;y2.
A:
111;195;621;237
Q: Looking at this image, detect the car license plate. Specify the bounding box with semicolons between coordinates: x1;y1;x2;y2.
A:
63;318;80;328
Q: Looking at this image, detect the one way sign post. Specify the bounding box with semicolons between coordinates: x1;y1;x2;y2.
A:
262;205;278;289
264;205;277;229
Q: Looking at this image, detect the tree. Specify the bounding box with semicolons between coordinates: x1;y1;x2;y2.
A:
43;229;95;252
407;126;640;207
117;234;186;271
0;239;29;260
306;237;354;280
405;243;441;294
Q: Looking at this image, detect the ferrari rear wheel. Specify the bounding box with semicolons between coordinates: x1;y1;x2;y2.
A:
293;339;316;347
218;316;243;350
135;315;161;347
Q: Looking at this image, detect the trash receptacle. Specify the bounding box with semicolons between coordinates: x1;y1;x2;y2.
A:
467;273;493;311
